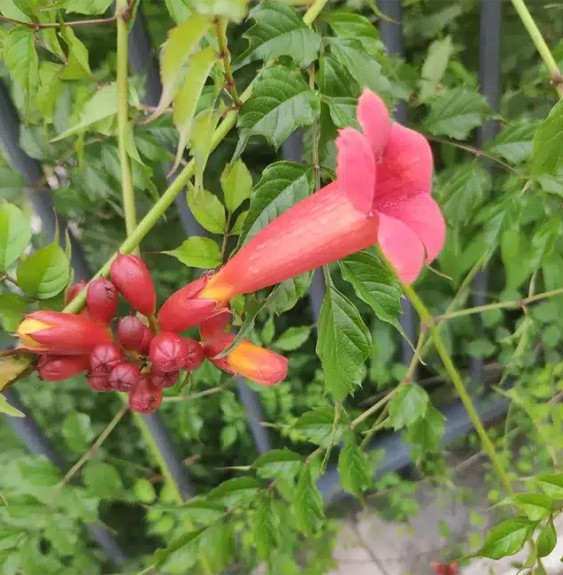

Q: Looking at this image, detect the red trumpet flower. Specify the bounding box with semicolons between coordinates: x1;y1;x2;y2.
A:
16;311;113;355
158;90;445;332
110;253;156;316
37;355;90;381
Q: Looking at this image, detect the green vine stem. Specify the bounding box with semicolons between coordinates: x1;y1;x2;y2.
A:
215;18;241;107
511;0;563;98
402;284;515;495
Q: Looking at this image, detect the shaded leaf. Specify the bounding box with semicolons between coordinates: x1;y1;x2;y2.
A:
188;0;249;22
83;461;122;499
531;100;563;176
65;0;113;15
59;25;92;80
267;272;313;315
338;441;371;498
207;477;261;508
164;237;222;269
293;465;324;535
324;10;380;52
199;520;235;572
477;517;536;560
419;36;454;101
192;107;222;191
536;516;556;558
0;202;31;271
486;120;538;165
294;406;344;446
275;326;311;351
0;355;33;391
388;384;429;430
254;495;281;558
62;412;94;453
252;449;303;480
405;405;445;451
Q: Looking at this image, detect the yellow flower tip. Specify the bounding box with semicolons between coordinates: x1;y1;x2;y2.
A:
16;318;52;350
198;277;234;304
228;341;288;386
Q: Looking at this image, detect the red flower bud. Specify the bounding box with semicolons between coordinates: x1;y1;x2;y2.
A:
110;253;156;316
37;355;90;381
117;316;153;354
158;276;217;333
87;278;118;324
90;343;124;374
199;309;232;341
150;369;179;389
129;374;162;414
16;311;113;355
65;280;86;304
87;372;112;392
109;362;140;392
183;338;205;370
149;332;188;373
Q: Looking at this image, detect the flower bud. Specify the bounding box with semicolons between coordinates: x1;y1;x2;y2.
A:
109;362;140;392
65;280;87;304
183;338;205;370
149;332;188;373
87;278;118;324
110;253;156;316
16;311;113;355
150;369;179;389
37;355;90;381
90;343;124;374
129;374;163;414
87;372;112;392
117;316;153;354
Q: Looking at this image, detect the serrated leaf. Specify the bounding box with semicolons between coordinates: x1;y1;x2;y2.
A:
486;120;538;165
0;294;26;332
221;160;252;213
294;406;343;446
64;0;113;14
233;66;321;160
0;355;33;391
477;517;536;560
316;284;372;402
338;441;371;498
0;202;31;271
171;46;217;174
254;496;281;558
531;100;563;176
155;529;203;571
188;0;249;22
536;516;556;558
149;13;212;120
536;474;563;498
187;184;226;234
275;326;311;351
324;10;380;52
199;520;235;573
207;477;261;508
511;494;553;521
266;272;313;315
17;243;71;300
239;161;313;245
0;394;24;417
293;465;324;535
252;449;303;480
388;384;429;430
419;36;454;102
405;405;444;451
339;251;402;329
424;88;491;140
317;54;359;98
164;237;222;269
237;0;320;70
324;96;359;128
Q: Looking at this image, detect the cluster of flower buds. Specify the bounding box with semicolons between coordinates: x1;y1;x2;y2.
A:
15;254;288;414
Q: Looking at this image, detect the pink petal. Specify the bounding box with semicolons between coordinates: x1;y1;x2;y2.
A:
376;194;445;263
335;127;376;214
375;122;433;205
377;213;425;284
357;89;390;158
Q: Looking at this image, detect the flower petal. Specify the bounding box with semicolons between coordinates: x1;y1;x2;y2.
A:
335;127;376;214
375;122;433;204
376;194;445;263
357;89;390;157
377;213;425;284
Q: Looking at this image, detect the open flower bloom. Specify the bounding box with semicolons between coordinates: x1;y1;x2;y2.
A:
158;89;445;332
16;311;113;355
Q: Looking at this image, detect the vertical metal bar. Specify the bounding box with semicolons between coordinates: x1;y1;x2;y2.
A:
471;0;502;385
378;0;416;369
2;388;128;566
128;8;272;455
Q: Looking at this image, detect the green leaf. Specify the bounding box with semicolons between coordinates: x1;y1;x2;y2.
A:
179;500;225;526
239;161;313;245
501;228;531;290
293;465;324;535
156;529;203;571
192;107;222;191
187;184;226;234
275;326;311;351
477;517;536;560
317;54;359;98
233;66;321;160
536;516;556;558
237;0;321;69
164;237;222;269
199;521;235;573
59;25;92;80
252;449;303;480
51;84;118;141
419;36;454;102
230;210;248;235
164;0;191;24
171;46;217;174
531;100;563;176
221;160;252;214
0;355;33;391
133;478;156;504
17;243;71;300
294;406;344;446
388;384;429;430
188;0;249;22
0;293;26;332
424;88;491;140
338;441;372;498
83;461;122;499
267;272;313;315
254;495;281;558
207;477;261;508
324;96;359;128
4;27;38;120
0;202;31;271
316;285;372;402
339;251;402;329
0;394;24;418
511;494;553;521
404;405;445;451
149;13;212;120
64;0;112;14
486;120;538;165
536;474;563;498
323;10;380;52
62;413;94;454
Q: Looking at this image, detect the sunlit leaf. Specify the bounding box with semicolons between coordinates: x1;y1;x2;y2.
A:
17;243;71;299
187;184;226;234
531;100;563;176
221;160;252;214
164;237;222;269
0;202;31;271
477;517;536;560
